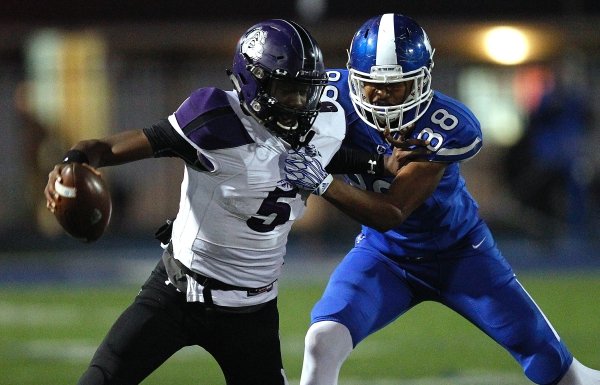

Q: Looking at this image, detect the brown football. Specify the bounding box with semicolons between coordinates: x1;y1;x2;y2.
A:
53;163;112;242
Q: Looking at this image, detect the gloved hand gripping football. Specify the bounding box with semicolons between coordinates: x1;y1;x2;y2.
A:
284;145;333;196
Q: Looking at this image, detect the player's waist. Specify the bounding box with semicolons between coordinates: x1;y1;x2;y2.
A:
163;243;278;310
361;220;492;260
173;254;276;293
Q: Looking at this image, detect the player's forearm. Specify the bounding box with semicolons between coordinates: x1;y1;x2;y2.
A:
322;179;406;231
69;129;153;168
326;147;386;176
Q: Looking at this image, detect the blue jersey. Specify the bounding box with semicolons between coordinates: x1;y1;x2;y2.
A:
308;70;574;383
325;69;486;259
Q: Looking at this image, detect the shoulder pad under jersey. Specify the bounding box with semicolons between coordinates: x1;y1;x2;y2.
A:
414;91;483;163
169;87;254;151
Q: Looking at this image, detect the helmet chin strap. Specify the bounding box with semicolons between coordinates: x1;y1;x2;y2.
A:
295;129;315;149
278;127;315;149
370;110;402;132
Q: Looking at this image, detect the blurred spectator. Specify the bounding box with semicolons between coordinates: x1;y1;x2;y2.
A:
503;57;592;238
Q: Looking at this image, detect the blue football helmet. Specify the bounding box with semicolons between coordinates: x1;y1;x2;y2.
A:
229;19;327;147
348;13;435;132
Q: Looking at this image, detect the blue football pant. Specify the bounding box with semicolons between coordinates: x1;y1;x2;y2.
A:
310;244;572;385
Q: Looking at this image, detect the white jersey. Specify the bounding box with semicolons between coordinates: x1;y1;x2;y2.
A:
165;87;345;306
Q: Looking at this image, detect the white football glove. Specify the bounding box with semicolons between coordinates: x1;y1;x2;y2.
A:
284;144;333;196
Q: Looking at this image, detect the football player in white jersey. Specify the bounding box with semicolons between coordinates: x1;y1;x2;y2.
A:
284;13;600;385
44;19;420;385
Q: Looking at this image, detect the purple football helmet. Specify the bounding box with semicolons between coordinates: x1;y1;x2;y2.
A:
229;19;327;147
348;13;435;132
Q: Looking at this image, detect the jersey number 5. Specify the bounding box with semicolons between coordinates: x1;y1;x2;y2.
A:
247;188;296;233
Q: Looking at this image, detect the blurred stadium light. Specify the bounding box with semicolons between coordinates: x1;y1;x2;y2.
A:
483;26;530;65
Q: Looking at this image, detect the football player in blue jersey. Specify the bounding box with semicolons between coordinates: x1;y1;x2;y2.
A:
284;13;600;385
43;19;417;385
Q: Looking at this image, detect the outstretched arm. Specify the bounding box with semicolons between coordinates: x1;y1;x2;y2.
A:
284;143;445;231
322;161;445;232
44;129;153;211
325;132;431;177
65;129;154;168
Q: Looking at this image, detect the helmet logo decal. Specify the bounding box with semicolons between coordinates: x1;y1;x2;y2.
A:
241;28;267;61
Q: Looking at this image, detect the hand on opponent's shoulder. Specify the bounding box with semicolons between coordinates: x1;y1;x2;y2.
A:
383;128;432;174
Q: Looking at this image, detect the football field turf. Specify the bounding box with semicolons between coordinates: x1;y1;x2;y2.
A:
1;270;599;384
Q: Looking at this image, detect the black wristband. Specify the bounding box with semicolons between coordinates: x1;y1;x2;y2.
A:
326;147;386;176
62;149;89;164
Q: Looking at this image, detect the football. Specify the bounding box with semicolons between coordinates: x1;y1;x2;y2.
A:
53;163;112;242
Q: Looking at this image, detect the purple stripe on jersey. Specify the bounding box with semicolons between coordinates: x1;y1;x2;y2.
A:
174;87;231;127
174;87;254;150
187;111;254;150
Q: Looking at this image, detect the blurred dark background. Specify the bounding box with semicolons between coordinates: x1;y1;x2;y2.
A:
1;1;600;278
1;0;599;22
